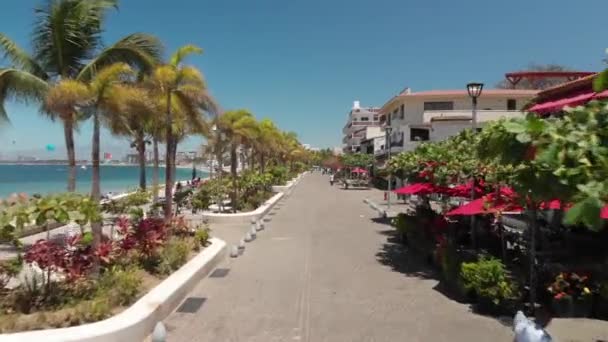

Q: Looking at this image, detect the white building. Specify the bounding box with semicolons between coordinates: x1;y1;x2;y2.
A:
379;88;538;155
342;101;382;153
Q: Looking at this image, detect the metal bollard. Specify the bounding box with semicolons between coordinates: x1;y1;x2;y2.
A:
152;322;167;342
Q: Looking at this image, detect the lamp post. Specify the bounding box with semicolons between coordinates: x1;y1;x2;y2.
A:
211;124;217;179
466;82;484;250
385;125;393;210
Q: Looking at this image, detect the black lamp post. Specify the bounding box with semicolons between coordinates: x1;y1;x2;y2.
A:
466;82;484;132
466;82;483;250
385;125;393;210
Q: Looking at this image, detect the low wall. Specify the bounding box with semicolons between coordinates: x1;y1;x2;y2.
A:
195;192;284;224
271;181;294;193
0;238;227;342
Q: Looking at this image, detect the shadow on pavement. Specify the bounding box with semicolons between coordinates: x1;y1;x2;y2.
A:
375;228;436;280
371;217;393;226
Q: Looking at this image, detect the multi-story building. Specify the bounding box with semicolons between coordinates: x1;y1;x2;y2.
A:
379;88;538;155
342;101;382;153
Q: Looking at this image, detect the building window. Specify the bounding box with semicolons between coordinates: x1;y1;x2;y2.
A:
353;117;357;121
410;128;430;141
507;99;517;110
373;115;379;121
360;117;369;121
400;104;405;119
424;101;454;111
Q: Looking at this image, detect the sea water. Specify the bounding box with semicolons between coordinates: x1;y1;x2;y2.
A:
0;164;206;198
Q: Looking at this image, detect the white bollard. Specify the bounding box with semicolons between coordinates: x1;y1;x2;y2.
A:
152;322;167;342
244;232;252;242
251;220;258;233
230;245;239;258
250;227;257;240
239;239;246;249
256;221;264;231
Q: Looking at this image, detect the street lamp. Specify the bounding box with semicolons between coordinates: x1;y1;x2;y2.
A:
466;82;484;132
466;82;483;250
385;125;393;210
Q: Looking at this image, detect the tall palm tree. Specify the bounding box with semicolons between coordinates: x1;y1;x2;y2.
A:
45;62;135;248
256;118;280;172
0;0;162;191
149;45;215;218
217;109;257;211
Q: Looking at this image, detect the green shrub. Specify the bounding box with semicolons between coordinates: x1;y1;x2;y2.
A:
267;166;289;185
98;267;143;306
192;187;211;211
73;297;111;322
460;256;518;305
194;226;211;247
123;191;150;207
155;238;192;276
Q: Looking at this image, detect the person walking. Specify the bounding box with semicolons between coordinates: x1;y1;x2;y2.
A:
329;174;335;186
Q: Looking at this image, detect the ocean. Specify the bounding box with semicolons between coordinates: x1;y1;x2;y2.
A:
0;164;207;198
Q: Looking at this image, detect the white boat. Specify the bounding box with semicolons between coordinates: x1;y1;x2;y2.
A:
80;165;87;170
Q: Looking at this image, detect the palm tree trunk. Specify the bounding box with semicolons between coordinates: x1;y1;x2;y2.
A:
230;143;238;212
64;120;77;192
152;138;159;203
136;129;146;190
164;92;174;220
91;113;101;201
90;112;102;267
260;153;265;173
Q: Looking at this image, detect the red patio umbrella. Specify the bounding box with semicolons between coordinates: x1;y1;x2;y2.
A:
393;183;442;196
351;167;368;174
445;181;485;198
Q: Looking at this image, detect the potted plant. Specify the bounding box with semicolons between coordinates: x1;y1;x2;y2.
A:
460;256;519;315
547;272;593;317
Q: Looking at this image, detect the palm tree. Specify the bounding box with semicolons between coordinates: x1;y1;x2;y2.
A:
149;45;215;218
256;118;281;172
45;63;135;248
217;110;257;211
0;0;162;191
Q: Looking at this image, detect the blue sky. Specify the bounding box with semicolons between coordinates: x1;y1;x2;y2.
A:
1;0;607;159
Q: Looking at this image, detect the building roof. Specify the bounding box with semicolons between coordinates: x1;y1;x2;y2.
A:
406;89;538;97
380;89;538;113
534;73;597;102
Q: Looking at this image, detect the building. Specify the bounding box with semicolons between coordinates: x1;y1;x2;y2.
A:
528;73;607;115
342;101;382;153
379;88;538;155
125;154;139;164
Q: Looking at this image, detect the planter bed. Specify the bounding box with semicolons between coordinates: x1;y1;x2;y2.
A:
191;192;284;224
0;237;226;341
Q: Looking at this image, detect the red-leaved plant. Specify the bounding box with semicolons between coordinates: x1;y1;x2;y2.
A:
119;218;166;257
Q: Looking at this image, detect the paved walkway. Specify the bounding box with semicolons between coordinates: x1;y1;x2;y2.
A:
165;173;517;341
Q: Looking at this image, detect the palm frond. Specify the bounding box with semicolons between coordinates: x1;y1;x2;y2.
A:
0;68;48;123
0;33;47;79
89;62;133;95
44;79;91;121
173;89;208;135
78;33;163;81
170;44;202;67
33;0;117;78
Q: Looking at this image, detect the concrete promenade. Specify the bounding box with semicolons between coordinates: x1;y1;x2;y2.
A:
165;173;516;341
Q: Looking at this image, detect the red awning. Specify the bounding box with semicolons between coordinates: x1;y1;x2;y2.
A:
530;92;596;114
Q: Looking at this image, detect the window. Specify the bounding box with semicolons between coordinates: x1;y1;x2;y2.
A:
400;104;405;119
373;115;379;121
507;99;517;110
360;117;369;121
424;101;454;111
410;128;430;141
353;117;358;121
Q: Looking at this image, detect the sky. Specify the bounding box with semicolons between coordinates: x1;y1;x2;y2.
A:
1;0;607;160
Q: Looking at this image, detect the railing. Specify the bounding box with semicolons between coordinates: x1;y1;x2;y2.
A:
423;110;523;124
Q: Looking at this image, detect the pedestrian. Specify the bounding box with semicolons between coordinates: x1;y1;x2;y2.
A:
329;174;334;186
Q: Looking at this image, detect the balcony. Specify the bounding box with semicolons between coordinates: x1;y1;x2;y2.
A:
342;121;383;134
423;110;523;124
